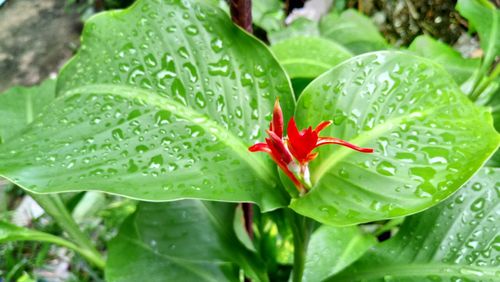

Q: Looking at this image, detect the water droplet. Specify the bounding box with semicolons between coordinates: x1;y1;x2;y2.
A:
155;110;172;125
112;128;124;141
376;161;396;176
208;56;230;76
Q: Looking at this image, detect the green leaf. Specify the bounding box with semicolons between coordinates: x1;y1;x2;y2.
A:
319;10;389;54
106;200;268;282
333;167;500;281
252;0;285;33
0;79;56;145
457;0;500;70
0;220;99;265
290;51;499;226
408;35;480;85
271;36;352;79
0;0;295;211
268;18;320;45
303;225;376;281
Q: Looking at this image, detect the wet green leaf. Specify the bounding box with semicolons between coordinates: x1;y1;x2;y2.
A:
319;10;389;54
457;0;500;71
106;200;268;282
408;35;480;85
290;51;499;225
303;225;376;281
271;36;352;79
0;0;295;211
0;79;56;145
333;167;500;281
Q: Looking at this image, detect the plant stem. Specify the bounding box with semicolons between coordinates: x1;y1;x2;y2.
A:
286;209;313;282
30;193;105;269
230;0;253;33
470;62;500;101
230;0;255;253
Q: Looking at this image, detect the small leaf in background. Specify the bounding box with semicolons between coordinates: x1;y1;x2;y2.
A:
0;79;55;144
319;10;389;54
252;0;285;33
271;36;352;80
0;220;98;265
303;225;376;281
456;0;500;70
290;51;499;225
333;167;500;281
408;35;481;85
106;201;268;282
0;0;295;211
268;17;320;45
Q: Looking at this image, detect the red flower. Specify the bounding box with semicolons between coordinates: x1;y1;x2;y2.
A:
249;99;373;194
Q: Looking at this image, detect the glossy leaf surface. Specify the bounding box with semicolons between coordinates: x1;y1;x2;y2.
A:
0;79;55;144
271;36;352;79
106;200;267;282
408;35;480;85
319;10;389;54
303;225;376;281
333;167;500;281
290;51;499;225
0;0;295;210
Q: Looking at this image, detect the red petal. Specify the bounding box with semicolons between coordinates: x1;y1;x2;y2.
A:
248;142;271;153
314;120;332;133
287;118;319;163
269;99;284;138
316;137;374;153
267;130;293;164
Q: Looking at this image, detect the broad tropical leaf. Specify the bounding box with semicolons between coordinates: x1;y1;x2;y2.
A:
333;167;500;281
106;200;267;282
0;79;56;145
319;10;389;54
303;225;376;281
290;51;499;225
408;35;480;85
0;0;295;211
271;36;352;79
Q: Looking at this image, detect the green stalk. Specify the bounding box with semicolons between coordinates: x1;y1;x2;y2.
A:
286;209;313;282
30;193;105;269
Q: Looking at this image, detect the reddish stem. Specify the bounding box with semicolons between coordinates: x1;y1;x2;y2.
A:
230;0;253;33
230;0;254;243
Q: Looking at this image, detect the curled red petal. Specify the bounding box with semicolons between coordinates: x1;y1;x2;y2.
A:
267;130;293;164
269;99;284;138
314;120;332;133
248;142;271;153
316;137;374;153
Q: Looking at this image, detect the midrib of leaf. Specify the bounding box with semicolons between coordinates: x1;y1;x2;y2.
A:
121;235;229;282
280;58;334;71
333;263;499;281
312;107;443;184
61;83;277;186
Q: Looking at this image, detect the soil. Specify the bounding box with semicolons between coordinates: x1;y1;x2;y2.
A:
0;0;82;92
